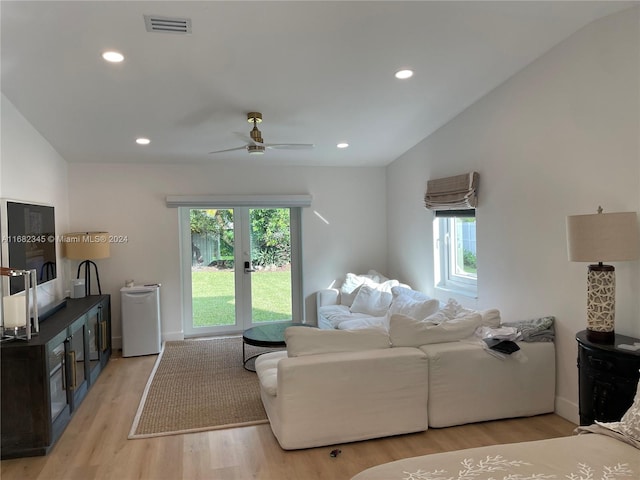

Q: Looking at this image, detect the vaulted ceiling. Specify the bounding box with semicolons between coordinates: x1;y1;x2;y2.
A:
1;1;634;167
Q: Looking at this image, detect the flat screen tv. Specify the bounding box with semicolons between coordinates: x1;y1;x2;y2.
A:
1;200;57;294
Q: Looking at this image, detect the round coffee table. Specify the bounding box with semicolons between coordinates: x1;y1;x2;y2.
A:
242;321;313;371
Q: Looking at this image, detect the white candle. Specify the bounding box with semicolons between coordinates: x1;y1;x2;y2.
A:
3;296;27;329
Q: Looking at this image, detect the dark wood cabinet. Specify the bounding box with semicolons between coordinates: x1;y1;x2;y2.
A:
1;295;111;459
576;330;640;426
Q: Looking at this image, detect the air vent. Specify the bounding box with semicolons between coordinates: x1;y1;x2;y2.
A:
144;15;192;34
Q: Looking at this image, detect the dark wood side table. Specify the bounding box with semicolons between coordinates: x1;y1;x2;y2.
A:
576;330;640;426
242;321;314;371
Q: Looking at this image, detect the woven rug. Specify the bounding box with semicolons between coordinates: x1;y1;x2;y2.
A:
129;337;269;439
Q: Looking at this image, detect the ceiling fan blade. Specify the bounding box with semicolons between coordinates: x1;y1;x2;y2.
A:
208;146;247;154
233;132;261;145
264;143;315;150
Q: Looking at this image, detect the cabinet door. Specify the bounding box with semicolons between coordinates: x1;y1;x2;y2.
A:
97;298;111;368
87;305;101;384
48;334;71;424
48;330;73;444
67;316;89;410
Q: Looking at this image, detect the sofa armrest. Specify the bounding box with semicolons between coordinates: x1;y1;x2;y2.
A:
316;288;340;307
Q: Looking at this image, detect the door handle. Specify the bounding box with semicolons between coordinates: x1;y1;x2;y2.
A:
244;261;256;274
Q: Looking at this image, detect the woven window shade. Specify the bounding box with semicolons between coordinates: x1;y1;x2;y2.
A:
424;172;479;211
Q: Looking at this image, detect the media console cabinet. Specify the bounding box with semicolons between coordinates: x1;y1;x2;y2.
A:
1;295;111;459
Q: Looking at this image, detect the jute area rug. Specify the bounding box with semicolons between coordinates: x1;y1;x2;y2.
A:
129;336;268;439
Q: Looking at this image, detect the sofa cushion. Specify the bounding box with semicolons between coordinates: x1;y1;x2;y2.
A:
350;284;394;316
389;312;483;347
285;326;390;357
337;316;389;331
317;304;372;329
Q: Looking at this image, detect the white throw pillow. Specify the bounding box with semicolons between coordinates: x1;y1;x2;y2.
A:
480;309;501;327
366;269;390;284
389;312;483;347
423;298;501;327
285;326;390;357
390;286;429;302
350;285;393;317
339;273;376;307
389;289;440;320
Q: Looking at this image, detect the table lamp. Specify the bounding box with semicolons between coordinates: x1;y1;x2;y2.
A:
63;232;110;296
566;207;639;343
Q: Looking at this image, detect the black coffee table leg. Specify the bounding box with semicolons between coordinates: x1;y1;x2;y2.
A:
243;340;261;372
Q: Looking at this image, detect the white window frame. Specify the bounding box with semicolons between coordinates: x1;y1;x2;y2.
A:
434;214;477;297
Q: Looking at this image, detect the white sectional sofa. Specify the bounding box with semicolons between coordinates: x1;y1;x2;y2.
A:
255;323;556;450
317;271;445;330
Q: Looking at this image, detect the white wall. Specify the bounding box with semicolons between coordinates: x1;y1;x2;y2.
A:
0;94;70;308
387;8;640;424
67;163;387;347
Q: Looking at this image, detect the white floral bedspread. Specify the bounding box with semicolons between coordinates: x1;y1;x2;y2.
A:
351;434;638;480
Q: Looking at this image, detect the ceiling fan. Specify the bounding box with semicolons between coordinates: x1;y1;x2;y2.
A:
209;112;315;155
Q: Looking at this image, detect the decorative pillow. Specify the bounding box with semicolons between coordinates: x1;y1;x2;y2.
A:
339;273;377;307
480;309;501;328
595;376;640;445
423;298;500;327
388;292;440;321
350;285;393;316
390;286;430;302
366;269;390;284
389;312;483;347
285;326;390;357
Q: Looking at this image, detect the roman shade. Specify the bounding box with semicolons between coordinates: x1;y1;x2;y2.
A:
166;195;312;208
424;172;479;211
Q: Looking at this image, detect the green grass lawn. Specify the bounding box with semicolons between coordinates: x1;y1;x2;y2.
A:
192;270;292;327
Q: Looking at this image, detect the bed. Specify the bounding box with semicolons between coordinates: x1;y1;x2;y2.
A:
353;377;640;480
351;428;638;480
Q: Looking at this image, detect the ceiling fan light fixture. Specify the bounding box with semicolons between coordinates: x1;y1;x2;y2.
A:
247;145;265;155
102;50;125;63
395;69;413;80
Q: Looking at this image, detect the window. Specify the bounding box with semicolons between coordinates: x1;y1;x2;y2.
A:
434;211;477;296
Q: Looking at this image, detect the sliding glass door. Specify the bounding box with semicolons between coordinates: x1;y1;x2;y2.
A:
180;206;302;337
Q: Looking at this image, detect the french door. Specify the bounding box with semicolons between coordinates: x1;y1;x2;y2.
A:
180;206;302;337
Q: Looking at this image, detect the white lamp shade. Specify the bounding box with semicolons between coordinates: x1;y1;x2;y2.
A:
566;212;639;262
63;232;110;260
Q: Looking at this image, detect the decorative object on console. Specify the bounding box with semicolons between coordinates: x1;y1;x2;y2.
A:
566;207;639;344
63;232;110;296
0;267;38;341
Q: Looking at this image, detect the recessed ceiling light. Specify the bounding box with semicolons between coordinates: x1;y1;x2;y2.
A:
337;143;349;149
395;69;414;80
102;51;124;63
136;138;151;145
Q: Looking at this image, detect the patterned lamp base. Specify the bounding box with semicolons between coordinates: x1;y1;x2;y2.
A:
586;264;615;344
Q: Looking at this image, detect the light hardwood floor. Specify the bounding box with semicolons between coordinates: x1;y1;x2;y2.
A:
1;350;577;480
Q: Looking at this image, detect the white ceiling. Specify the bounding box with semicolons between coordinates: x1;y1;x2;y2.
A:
1;1;634;167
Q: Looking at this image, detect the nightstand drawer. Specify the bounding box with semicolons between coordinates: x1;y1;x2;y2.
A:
582;350;640;377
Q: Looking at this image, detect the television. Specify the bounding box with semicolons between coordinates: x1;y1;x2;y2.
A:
1;200;57;294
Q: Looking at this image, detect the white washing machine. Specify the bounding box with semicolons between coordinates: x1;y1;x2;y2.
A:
121;285;161;357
